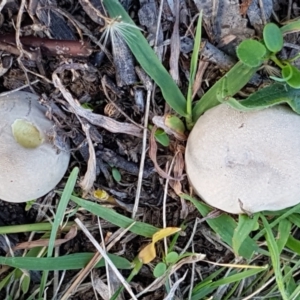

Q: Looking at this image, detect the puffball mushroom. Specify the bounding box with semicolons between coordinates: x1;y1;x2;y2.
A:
185;103;300;214
0;91;70;203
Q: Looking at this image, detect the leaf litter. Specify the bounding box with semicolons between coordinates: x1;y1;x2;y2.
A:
0;0;298;299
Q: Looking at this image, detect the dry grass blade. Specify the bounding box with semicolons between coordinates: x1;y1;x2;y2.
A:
75;218;138;300
149;126;182;180
132;88;151;219
78;122;96;197
164;270;188;300
52;73;142;137
169;0;180;84
13;225;77;250
61;223;136;299
136;254;205;298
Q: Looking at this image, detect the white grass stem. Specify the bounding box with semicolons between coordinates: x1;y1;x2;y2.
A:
75;218;137;300
97;216;111;298
132;89;151;219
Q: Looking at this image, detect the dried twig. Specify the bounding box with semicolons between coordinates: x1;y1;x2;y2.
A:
0;34;92;57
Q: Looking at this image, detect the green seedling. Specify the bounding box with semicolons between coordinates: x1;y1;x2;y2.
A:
237;22;300;89
154;128;170;147
112;167;122;182
153;251;180;278
102;1;300;127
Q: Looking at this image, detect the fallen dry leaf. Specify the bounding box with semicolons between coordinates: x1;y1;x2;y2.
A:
138;227;181;264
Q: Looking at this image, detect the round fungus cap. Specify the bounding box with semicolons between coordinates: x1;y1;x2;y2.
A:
0;91;70;203
185;103;300;214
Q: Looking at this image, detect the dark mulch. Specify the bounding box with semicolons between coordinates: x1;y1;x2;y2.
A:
0;0;295;299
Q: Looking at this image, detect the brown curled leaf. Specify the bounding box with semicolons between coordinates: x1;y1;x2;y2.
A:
149;125;183;180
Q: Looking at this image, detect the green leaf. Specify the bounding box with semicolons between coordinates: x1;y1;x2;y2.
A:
153;262;167;278
237;39;267;67
270;64;293;83
112;167;122;182
192;62;259;121
276;219;291;254
186;10;203;127
103;0;187;117
21;273;30;293
286;236;300;255
232;214;259;256
263;23;283;53
221;82;300;114
41;167;79;298
164;115;186;135
154;128;170;147
165;251;179;264
282;65;300;88
261;214;289;300
281;20;300;35
71;196;159;237
181;194;259;259
191;267;267;300
0;253;131;270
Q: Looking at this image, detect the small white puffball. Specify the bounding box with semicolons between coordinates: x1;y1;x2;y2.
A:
185;103;300;214
0;91;70;203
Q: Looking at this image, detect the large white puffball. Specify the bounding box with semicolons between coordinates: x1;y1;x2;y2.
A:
0;91;70;202
185;103;300;214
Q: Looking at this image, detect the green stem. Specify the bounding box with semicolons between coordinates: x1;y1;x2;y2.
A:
270;55;285;68
0;222;75;234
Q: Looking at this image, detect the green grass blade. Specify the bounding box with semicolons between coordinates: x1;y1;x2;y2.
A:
192;62;258;121
0;253;131;270
286;236;300;255
281;20;300;35
70;196;158;237
181;194;258;259
103;0;187;117
276;219;292;254
186;11;202;127
192;267;267;300
232;213;259;256
0;222;75;234
261;214;289;300
254;203;300;241
48;167;79;256
40;167;79;298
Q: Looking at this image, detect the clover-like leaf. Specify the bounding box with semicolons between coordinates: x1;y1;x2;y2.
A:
165;251;179;264
263;23;283;53
237;40;267;67
153;262;167;278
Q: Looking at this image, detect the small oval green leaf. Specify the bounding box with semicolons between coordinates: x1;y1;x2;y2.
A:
154;128;170;147
153;262;167;278
165;251;179;264
263;23;283;53
12;119;43;148
112;168;122;182
237;40;267;67
282;65;300;88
